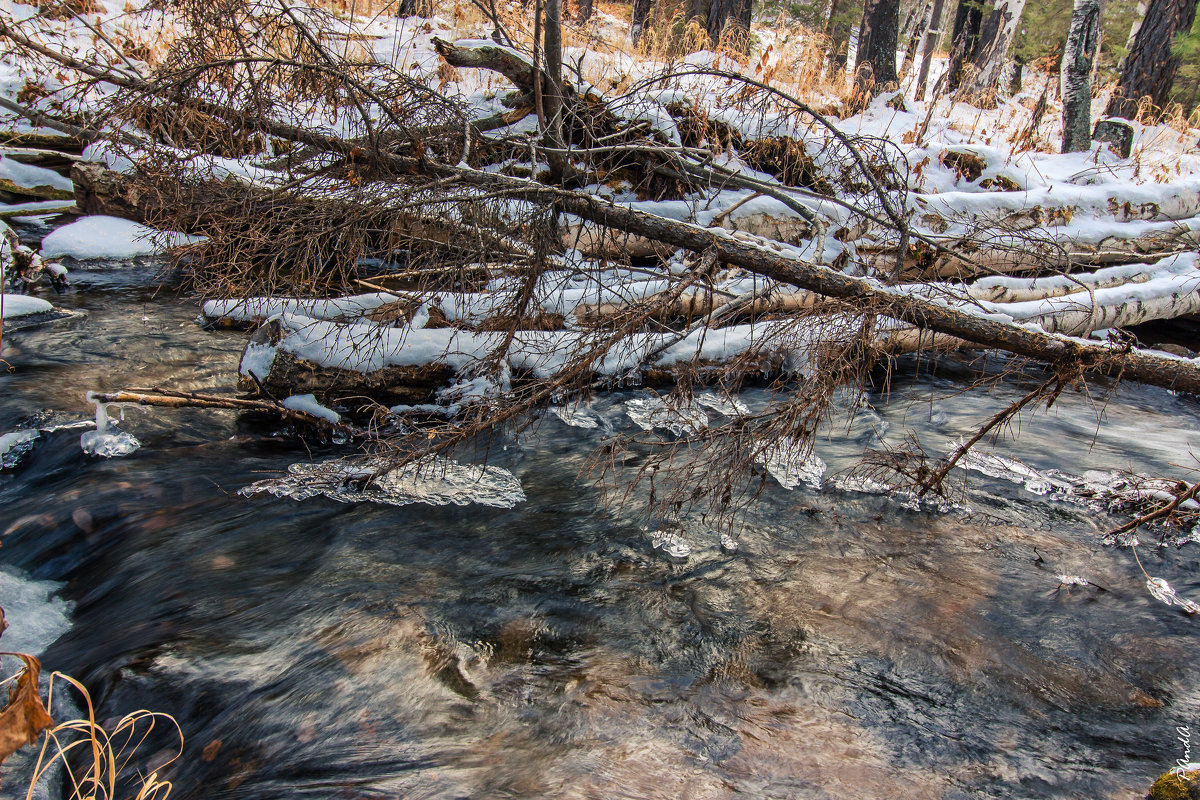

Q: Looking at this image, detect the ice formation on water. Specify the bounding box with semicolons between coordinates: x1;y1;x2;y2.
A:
953;444;1067;496
950;443;1200;524
695;392;750;417
759;438;826;490
1145;577;1200;615
1056;575;1090;587
240;455;526;508
625;397;708;436
0;429;39;468
550;405;600;429
649;530;691;560
79;395;140;458
828;475;970;514
719;532;739;553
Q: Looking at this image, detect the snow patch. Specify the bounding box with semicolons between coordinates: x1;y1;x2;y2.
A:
40;216;201;260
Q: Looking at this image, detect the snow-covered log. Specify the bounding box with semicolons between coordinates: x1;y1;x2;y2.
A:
238;313;796;404
914;180;1200;235
864;216;1200;278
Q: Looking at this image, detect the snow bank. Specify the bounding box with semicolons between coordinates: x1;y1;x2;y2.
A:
40;215;201;260
1;294;53;318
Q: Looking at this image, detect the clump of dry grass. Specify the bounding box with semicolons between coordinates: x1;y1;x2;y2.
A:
18;667;183;800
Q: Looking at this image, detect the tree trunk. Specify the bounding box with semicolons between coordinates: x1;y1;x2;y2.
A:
900;1;932;80
1105;0;1200;119
632;0;652;44
1061;0;1102;152
706;0;751;44
944;0;984;91
914;0;946;99
544;0;564;150
575;0;593;22
964;0;1027;97
855;0;900;93
825;0;853;71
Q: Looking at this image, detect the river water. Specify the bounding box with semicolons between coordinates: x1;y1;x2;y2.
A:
1;241;1198;799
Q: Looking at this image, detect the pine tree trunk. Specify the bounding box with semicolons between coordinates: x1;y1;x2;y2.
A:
706;0;751;43
1105;0;1200;118
855;0;900;92
964;0;1027;96
544;0;566;180
1061;0;1102;152
914;0;946;99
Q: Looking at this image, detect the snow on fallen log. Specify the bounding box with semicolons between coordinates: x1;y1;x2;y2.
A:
970;253;1200;337
237;312;807;404
202;268;682;328
222;251;1200;404
39;215;201;260
914;178;1200;236
0;293;82;330
865;215;1200;279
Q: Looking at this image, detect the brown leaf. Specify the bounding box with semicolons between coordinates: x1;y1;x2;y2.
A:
0;653;55;780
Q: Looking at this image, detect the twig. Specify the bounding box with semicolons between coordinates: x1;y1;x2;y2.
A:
918;374;1062;496
1105;480;1200;538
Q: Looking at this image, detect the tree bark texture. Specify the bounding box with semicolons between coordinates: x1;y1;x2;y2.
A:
901;1;932;79
1105;0;1199;118
964;0;1027;96
945;0;984;91
1061;0;1102;152
914;0;946;99
706;0;751;44
855;0;900;90
632;0;652;44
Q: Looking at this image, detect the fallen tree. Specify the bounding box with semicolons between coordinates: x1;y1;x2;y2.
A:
4;0;1200;522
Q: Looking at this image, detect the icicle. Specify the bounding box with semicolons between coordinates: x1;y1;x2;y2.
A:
80;392;140;458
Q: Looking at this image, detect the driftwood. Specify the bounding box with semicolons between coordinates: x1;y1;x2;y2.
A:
90;387;368;436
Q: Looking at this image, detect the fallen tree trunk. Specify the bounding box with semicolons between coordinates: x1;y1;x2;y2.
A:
7;21;1199;395
862;220;1200;279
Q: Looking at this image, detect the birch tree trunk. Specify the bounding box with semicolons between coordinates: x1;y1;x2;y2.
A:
855;0;900;92
964;0;1027;98
1105;0;1199;118
914;0;946;99
1061;0;1102;152
900;1;932;80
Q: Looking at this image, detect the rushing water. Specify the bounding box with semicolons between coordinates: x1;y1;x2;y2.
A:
2;246;1199;799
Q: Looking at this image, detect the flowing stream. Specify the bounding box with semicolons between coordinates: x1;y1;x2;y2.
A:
1;238;1199;799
